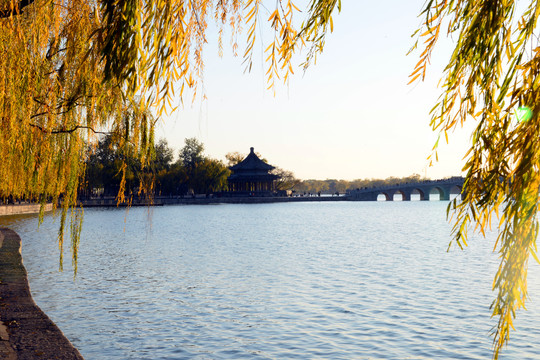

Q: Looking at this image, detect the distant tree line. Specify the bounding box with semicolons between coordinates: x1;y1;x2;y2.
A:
292;174;433;195
81;137;441;199
81;137;300;199
81;137;230;198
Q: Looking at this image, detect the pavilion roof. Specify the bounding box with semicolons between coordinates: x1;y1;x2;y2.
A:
229;147;275;172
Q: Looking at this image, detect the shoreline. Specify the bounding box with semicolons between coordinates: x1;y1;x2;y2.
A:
0;203;53;217
0;228;84;359
80;195;349;207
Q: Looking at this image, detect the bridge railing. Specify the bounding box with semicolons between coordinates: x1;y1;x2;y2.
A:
350;177;464;193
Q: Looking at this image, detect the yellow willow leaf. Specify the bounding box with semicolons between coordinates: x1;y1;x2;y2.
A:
265;51;275;63
413;48;431;66
507;312;516;331
407;72;423;85
268;9;278;22
420;25;436;37
245;10;256;24
473;110;484;117
264;41;275;53
245;6;256;18
426;11;440;25
413;56;427;71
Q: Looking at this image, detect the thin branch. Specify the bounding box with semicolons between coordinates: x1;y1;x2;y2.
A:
33;97;47;106
30;111;49;119
46;47;67;60
0;0;35;18
189;0;208;43
29;123;111;135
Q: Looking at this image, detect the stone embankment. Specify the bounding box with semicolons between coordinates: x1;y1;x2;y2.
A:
0;228;84;359
0;204;53;217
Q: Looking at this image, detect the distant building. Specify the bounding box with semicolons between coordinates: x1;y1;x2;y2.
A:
227;147;279;196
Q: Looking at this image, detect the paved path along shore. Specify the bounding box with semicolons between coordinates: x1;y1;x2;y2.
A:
0;228;84;359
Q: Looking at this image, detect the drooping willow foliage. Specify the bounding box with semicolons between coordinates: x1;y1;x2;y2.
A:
0;0;341;267
411;0;540;358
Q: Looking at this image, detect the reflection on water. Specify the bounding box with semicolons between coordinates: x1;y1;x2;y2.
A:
1;202;539;359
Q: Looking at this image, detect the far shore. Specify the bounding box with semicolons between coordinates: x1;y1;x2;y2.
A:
79;194;349;207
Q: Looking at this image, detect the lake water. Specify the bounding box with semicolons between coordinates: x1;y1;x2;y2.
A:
1;202;540;359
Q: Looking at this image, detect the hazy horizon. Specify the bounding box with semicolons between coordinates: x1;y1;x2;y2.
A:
156;1;469;181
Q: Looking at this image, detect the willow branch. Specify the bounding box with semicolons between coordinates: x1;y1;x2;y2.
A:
189;0;207;42
29;123;110;135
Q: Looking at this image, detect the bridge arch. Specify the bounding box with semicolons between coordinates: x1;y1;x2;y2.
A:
449;185;462;200
410;188;426;201
429;186;449;201
347;177;464;202
392;190;406;201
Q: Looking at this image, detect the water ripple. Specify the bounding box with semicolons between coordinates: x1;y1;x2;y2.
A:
1;202;539;359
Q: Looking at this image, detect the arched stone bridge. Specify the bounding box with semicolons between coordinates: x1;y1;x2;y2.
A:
347;177;465;201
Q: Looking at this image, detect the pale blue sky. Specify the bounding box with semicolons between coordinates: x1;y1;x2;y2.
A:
156;1;473;180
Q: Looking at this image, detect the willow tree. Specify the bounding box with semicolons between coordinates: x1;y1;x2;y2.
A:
411;0;540;358
0;0;339;264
